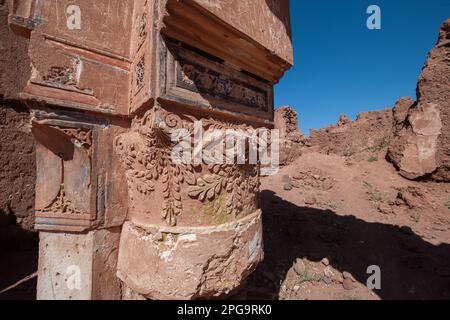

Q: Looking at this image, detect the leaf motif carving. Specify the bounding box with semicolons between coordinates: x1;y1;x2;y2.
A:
116;106;260;226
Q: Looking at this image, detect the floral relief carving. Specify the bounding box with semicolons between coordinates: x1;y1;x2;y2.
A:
135;56;145;91
115;106;260;226
36;156;85;216
116;106;198;226
187;118;260;217
51;127;93;154
188;164;259;216
35;125;93;218
37;183;84;216
43;66;76;86
138;11;148;49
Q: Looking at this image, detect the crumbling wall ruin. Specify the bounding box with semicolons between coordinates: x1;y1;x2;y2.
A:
274;106;307;165
387;19;450;182
309;109;394;157
0;103;35;233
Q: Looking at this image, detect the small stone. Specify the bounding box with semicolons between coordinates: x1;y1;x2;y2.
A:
343;278;354;290
293;173;303;180
342;271;355;282
284;182;293;191
321;258;330;266
323;266;334;278
291;180;300;188
335;275;344;284
293;285;300;292
378;203;393;215
304;193;317;205
293;259;306;275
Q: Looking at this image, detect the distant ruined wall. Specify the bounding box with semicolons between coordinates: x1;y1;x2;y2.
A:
309;109;395;157
274;106;307;165
388;19;450;182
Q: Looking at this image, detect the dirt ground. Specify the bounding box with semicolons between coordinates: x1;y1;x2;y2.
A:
247;148;450;300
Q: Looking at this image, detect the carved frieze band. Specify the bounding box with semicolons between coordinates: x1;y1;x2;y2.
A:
162;39;274;121
176;60;269;111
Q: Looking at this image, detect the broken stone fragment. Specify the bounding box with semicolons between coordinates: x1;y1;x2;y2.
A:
343;278;354;291
343;271;356;282
378;203;393;215
293;258;306;275
304;192;317;205
284;182;293;191
321;257;330;266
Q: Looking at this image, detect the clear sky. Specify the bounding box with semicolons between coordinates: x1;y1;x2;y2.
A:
275;0;450;135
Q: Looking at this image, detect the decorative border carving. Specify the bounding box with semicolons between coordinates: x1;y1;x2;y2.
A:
135;56;145;92
32;111;100;232
36;157;86;217
176;58;269;112
138;11;148;50
160;38;274;124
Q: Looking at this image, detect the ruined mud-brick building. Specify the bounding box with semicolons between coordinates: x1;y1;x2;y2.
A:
0;0;293;299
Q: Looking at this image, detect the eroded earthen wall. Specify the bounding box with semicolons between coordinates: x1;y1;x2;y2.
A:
388;19;450;181
0;103;35;234
309;109;395;157
0;1;36;248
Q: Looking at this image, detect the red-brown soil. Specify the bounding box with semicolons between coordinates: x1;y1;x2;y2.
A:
248;148;450;300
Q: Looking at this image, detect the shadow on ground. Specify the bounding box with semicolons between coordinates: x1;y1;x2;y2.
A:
247;190;450;300
0;208;38;300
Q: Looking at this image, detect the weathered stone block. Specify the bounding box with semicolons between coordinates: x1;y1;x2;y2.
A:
117;211;263;300
37;228;122;300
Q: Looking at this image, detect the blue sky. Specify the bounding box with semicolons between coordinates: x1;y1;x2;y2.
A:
275;0;450;135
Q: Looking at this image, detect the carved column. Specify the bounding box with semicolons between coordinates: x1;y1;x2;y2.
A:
11;0;292;300
113;0;293;300
9;0;134;300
